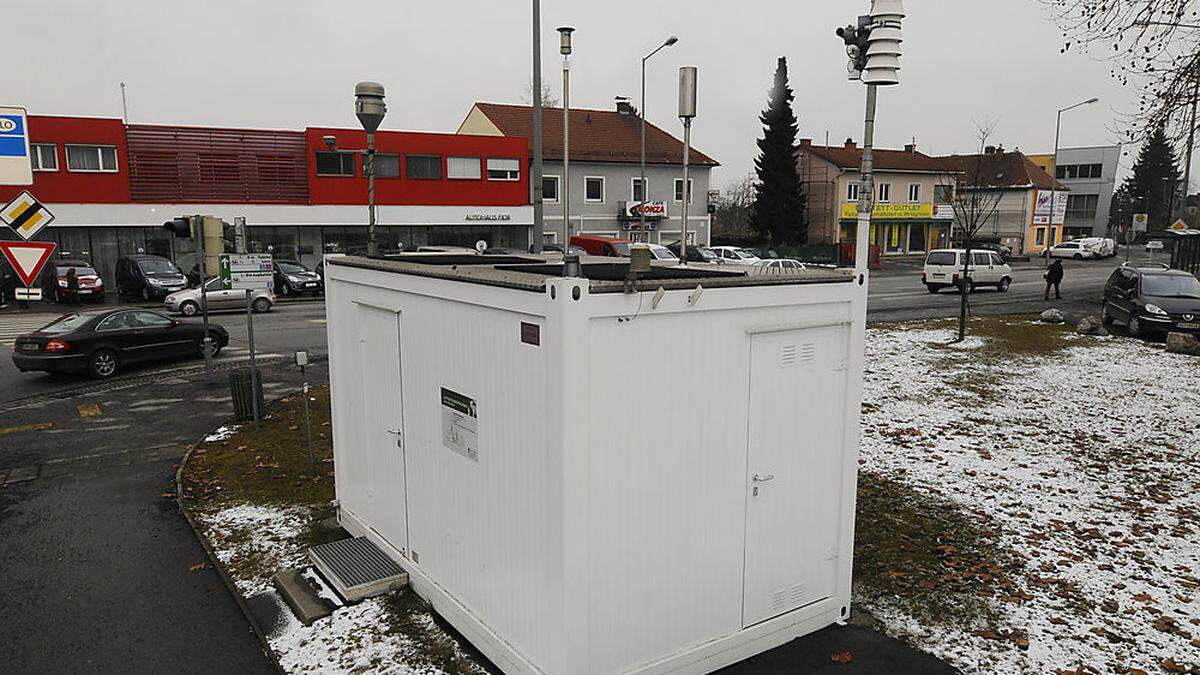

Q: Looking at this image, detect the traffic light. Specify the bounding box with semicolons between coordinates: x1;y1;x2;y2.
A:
163;217;193;238
836;18;872;81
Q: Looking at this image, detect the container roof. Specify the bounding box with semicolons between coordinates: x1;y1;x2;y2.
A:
329;255;852;293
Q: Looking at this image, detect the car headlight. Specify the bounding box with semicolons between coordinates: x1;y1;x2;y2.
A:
287;275;302;282
148;278;163;286
1145;303;1168;317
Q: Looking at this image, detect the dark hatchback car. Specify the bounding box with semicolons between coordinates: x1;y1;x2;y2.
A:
12;309;229;379
273;259;323;297
1102;266;1200;338
116;255;189;301
665;241;721;264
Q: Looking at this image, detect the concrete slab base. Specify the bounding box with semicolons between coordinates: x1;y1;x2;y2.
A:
272;567;337;626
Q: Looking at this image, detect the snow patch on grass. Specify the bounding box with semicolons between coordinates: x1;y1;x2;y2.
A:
204;424;240;442
200;503;308;595
861;320;1200;674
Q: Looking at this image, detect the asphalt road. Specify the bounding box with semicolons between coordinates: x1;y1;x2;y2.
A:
0;362;323;674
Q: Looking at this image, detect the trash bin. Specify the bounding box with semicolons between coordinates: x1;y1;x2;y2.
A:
229;368;264;422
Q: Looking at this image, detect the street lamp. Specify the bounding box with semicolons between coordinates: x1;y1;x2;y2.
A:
1046;97;1098;261
558;27;575;262
355;81;387;257
639;35;679;243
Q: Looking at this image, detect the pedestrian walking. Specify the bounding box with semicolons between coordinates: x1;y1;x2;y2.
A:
1044;258;1064;300
65;267;80;306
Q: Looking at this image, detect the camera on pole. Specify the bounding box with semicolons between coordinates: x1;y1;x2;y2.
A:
837;16;872;80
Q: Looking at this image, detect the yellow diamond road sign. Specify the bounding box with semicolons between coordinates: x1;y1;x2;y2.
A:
1;190;54;240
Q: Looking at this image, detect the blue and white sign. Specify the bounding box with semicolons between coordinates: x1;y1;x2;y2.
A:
0;106;33;186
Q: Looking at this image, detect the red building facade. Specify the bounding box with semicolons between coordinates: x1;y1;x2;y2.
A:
0;114;533;288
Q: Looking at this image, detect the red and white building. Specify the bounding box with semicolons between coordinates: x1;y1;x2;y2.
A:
0;114;533;288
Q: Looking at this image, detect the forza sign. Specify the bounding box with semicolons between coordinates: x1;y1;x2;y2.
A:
621;200;668;220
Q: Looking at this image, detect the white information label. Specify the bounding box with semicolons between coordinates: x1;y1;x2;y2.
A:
440;387;478;462
219;253;274;290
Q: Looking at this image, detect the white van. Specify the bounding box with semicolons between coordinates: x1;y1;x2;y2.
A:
1077;237;1116;258
922;248;1013;294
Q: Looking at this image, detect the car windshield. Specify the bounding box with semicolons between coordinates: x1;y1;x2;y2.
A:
734;249;755;259
610;242;631;256
138;259;181;275
277;262;306;274
926;251;957;266
39;313;95;334
1142;274;1200;298
696;248;718;261
60;266;98;276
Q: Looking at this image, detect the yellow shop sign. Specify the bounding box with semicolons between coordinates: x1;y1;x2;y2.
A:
840;202;934;220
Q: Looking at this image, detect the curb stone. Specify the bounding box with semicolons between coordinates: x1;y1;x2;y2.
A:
175;421;288;675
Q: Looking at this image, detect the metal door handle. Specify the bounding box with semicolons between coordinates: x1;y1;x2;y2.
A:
386;429;402;436
752;473;775;483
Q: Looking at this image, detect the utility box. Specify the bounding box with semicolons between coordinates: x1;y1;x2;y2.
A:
325;255;867;675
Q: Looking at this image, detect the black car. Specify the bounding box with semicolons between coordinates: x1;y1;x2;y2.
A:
11;309;229;379
665;241;721;264
1102;266;1200;339
972;242;1013;260
273;260;323;297
116;255;189;301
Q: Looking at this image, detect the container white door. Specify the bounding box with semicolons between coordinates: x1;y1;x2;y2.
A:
742;325;849;627
357;304;409;555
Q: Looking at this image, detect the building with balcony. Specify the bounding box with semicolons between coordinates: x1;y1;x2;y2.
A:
1027;145;1120;239
458;101;718;247
797;139;954;255
936;147;1069;255
0;113;532;289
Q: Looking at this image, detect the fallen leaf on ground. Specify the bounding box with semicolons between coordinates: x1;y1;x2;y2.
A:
189;562;206;572
830;651;853;664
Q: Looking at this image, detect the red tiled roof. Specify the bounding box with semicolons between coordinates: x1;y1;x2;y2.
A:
936;151;1068;191
800;143;946;173
469;102;718;166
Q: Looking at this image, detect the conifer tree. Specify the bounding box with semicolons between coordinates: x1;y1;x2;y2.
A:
751;57;807;245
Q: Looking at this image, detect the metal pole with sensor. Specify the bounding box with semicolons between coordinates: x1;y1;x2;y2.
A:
354;82;387;258
678;66;697;265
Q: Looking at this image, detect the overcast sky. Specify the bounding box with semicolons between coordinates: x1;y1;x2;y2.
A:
9;0;1156;189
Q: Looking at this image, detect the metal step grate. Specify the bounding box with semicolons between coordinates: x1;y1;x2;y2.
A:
307;536;408;602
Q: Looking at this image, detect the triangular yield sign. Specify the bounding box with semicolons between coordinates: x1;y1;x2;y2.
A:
0;240;57;287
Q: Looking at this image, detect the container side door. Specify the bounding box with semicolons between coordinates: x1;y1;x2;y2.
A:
357;304;409;554
742;324;849;627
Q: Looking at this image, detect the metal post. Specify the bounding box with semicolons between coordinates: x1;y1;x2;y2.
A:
366;131;378;257
681;120;691;265
120;82;128;125
1046;108;1062;265
302;368;314;473
531;0;544;252
1182;71;1198;221
855;85;878;279
196;215;213;378
246;289;260;422
640;58;648;243
562;57;571;253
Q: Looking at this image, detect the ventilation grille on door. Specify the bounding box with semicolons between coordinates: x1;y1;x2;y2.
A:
781;343;815;366
771;582;807;611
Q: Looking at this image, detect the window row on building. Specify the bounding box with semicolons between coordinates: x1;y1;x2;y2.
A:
844;181;954;204
538;175;696;204
1055;163;1104;180
314;151;522;182
29;143;119;173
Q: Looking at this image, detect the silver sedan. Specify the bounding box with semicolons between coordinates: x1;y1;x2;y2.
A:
164;279;274;316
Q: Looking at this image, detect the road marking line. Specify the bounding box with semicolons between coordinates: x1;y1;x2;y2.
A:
0;421;54;436
77;403;103;418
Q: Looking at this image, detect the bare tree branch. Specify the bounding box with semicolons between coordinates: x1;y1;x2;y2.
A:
1039;0;1200;144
